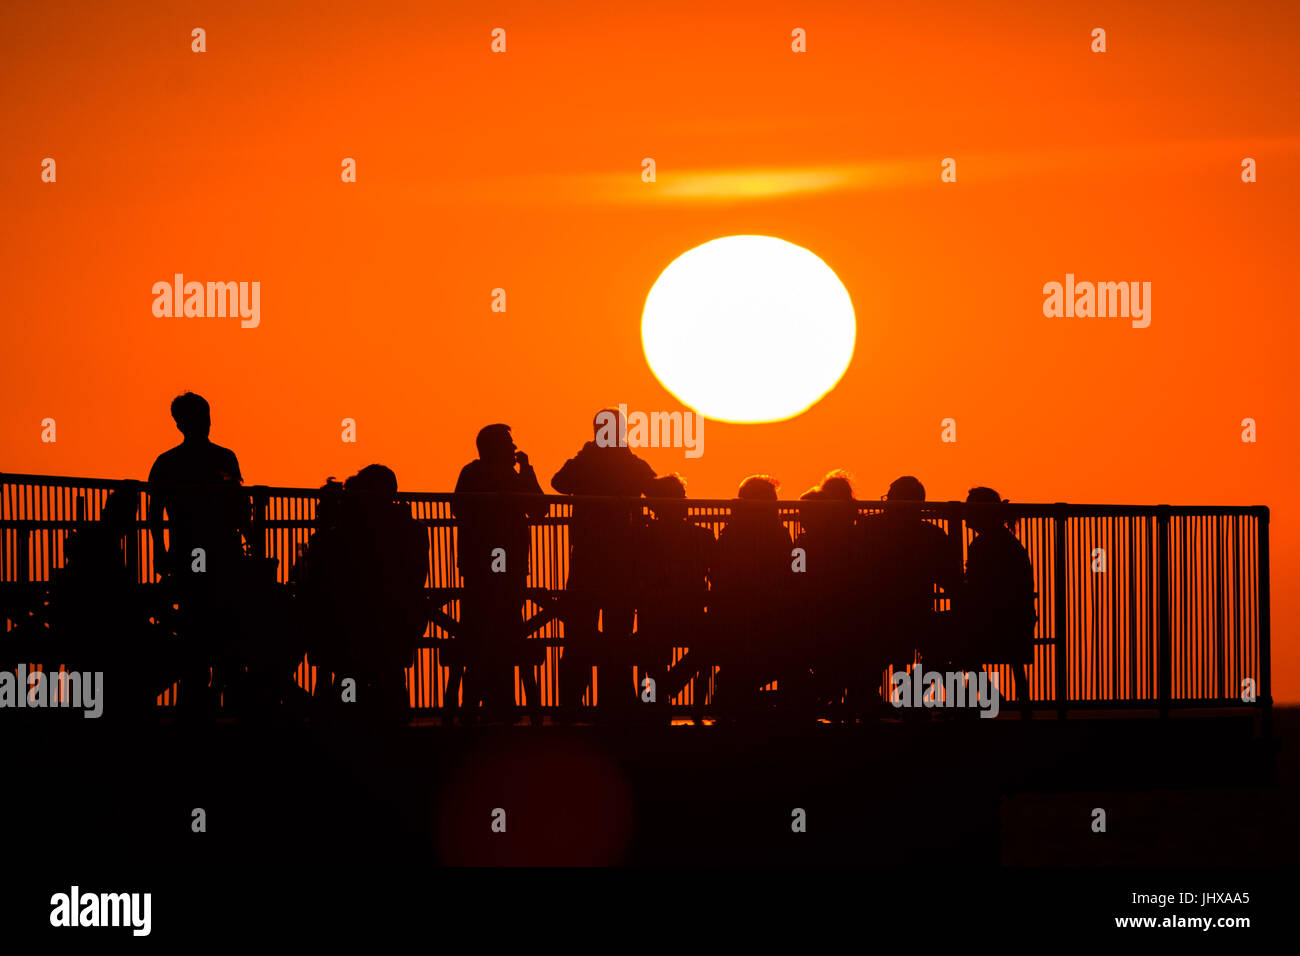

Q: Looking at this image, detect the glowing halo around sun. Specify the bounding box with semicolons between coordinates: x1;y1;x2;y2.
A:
641;235;856;423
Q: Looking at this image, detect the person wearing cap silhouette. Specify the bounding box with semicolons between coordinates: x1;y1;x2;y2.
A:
957;486;1037;718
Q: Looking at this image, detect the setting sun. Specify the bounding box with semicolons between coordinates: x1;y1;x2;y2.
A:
640;235;857;423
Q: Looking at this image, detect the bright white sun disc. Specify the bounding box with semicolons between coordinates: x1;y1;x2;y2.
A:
641;235;856;423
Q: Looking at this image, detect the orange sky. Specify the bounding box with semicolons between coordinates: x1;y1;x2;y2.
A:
2;0;1298;699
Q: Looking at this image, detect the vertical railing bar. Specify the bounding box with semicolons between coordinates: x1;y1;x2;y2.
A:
1053;505;1068;718
1256;507;1271;737
1156;506;1172;717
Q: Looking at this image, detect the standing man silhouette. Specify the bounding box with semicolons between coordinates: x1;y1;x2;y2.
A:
452;424;548;721
552;408;656;712
147;392;249;716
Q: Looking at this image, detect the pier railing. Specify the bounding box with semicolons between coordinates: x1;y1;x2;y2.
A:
0;473;1271;717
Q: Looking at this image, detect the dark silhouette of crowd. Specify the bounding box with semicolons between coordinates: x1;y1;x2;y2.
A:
38;393;1042;725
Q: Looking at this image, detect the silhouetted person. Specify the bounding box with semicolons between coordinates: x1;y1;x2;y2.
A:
958;487;1037;718
56;487;138;634
148;393;247;572
635;475;714;719
551;408;656;711
452;424;548;721
298;465;428;720
147;392;250;716
857;476;960;714
793;472;859;716
708;475;794;716
290;477;344;711
52;485;161;720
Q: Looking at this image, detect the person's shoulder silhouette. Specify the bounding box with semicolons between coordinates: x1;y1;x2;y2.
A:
795;471;858;589
857;475;959;617
715;475;791;588
860;475;950;555
453;424;545;579
336;465;428;632
962;486;1037;676
147;392;241;488
64;488;137;578
551;409;655;496
641;474;714;589
147;392;246;572
455;425;545;498
965;487;1034;603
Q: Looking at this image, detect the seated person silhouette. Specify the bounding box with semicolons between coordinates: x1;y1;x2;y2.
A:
957;486;1038;718
55;487;139;640
299;465;429;720
707;475;795;716
551;408;656;712
291;477;344;707
51;485;159;720
857;475;960;711
792;471;859;715
147;392;249;716
634;474;715;719
452;424;549;722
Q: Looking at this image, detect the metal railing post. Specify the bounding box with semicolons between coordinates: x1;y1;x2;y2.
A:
1257;506;1272;737
121;480;140;581
1053;505;1068;719
249;486;268;561
1156;506;1172;718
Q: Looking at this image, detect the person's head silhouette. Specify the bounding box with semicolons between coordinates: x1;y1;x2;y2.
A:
882;474;925;521
735;475;780;521
476;423;517;467
738;475;779;500
819;471;854;501
342;465;400;524
967;486;1015;535
100;487;139;532
802;471;853;534
170;392;211;441
799;486;826;534
885;475;925;502
346;464;399;496
316;477;345;529
649;473;688;521
968;485;1022;536
592;407;627;448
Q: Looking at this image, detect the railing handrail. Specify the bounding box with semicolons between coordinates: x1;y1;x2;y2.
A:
0;471;1270;518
